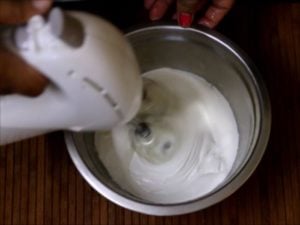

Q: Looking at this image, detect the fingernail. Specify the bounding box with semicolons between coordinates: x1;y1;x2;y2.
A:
32;0;51;11
178;12;193;28
198;19;213;28
150;7;160;21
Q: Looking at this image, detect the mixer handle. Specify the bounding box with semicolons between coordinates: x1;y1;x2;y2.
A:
0;87;71;145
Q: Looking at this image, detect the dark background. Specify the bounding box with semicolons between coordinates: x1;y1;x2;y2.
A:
52;0;300;29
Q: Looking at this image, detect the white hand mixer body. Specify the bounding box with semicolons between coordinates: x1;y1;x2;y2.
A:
0;8;142;145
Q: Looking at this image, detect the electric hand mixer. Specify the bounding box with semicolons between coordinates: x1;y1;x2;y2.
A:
0;8;142;145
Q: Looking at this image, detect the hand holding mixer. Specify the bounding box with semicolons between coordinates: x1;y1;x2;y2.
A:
0;8;142;145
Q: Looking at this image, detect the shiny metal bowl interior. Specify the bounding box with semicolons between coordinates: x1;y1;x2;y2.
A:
65;25;271;216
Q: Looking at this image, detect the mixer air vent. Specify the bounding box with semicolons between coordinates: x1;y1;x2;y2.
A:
82;77;123;119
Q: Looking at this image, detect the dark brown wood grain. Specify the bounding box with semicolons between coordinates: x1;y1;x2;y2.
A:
0;2;300;225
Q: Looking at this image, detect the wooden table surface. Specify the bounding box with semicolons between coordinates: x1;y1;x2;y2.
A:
1;2;300;225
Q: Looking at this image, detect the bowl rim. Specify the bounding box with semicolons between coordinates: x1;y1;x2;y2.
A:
65;23;271;216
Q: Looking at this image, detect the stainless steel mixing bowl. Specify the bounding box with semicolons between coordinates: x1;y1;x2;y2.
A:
65;25;271;215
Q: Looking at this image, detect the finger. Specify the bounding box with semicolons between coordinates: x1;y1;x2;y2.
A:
172;12;177;19
0;48;48;96
149;0;173;21
144;0;156;9
198;0;234;28
177;0;206;27
0;0;52;24
177;0;205;13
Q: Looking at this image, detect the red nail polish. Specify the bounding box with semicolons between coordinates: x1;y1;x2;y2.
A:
178;12;193;28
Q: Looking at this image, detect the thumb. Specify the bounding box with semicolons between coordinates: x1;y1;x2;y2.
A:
0;0;52;24
0;47;48;96
177;0;204;27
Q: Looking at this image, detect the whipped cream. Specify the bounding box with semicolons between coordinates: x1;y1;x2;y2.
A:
95;68;239;203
